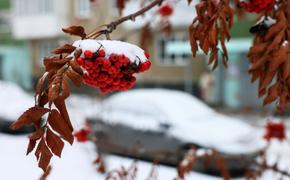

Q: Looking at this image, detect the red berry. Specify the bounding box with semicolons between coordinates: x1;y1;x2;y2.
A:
139;61;151;72
103;60;111;68
158;3;174;17
98;49;106;57
240;0;274;13
109;54;118;62
263;121;286;141
144;51;150;59
84;61;94;69
84;50;93;58
76;58;84;65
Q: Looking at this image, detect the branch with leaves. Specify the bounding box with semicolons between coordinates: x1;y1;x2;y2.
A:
10;0;166;172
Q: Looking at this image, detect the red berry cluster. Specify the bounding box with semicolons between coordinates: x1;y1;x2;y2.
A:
76;49;151;93
240;0;275;13
158;3;174;17
73;122;92;142
263;121;286;141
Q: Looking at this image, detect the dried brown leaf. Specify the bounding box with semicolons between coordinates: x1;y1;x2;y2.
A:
48;109;74;144
66;67;83;87
11;107;49;130
52;44;76;55
46;128;64;157
62;26;86;39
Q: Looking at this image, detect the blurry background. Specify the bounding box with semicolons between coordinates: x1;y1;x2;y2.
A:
0;0;268;111
0;0;289;180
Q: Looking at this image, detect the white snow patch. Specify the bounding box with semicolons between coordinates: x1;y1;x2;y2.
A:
0;81;34;121
0;133;221;180
72;39;149;63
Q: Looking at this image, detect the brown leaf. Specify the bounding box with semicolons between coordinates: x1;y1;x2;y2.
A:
66;67;83;87
54;98;73;132
70;60;84;75
11;107;49;130
48;109;74;144
189;25;198;57
116;0;125;15
282;54;290;79
26;139;37;155
29;128;44;140
38;92;49;107
74;49;82;59
36;73;49;95
44;57;71;72
62;26;86;39
35;139;43;160
263;83;280;106
59;75;70;100
140;23;153;52
48;79;61;103
38;140;53;172
52;44;76;54
46;128;64;157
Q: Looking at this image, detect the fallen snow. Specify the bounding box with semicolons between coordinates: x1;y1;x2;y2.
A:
0;133;221;180
72;40;149;63
0;81;34;121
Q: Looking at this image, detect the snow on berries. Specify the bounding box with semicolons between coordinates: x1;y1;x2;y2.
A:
263;121;286;141
240;0;275;13
72;40;151;93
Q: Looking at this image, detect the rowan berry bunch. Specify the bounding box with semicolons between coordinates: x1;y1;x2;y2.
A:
76;48;151;93
263;121;286;141
240;0;275;13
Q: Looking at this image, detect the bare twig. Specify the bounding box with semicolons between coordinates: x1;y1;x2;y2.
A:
87;0;164;39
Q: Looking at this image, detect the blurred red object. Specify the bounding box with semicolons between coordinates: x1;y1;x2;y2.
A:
263;121;286;141
158;3;174;17
240;0;274;13
73;121;92;142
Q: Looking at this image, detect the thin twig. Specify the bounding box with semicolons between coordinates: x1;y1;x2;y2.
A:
87;0;164;39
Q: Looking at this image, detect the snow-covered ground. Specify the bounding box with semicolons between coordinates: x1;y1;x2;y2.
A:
1;81;290;179
0;133;222;180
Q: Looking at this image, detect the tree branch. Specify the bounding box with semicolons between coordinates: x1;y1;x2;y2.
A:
87;0;164;39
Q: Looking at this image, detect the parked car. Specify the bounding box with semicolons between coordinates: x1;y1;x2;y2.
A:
89;89;263;176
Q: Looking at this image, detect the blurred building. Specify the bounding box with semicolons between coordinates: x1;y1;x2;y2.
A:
0;0;31;90
9;0;268;110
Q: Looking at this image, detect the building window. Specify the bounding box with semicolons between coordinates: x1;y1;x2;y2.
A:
156;34;190;66
74;0;91;18
12;0;52;16
38;40;58;67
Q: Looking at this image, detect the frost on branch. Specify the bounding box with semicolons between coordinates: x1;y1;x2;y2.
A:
189;0;234;69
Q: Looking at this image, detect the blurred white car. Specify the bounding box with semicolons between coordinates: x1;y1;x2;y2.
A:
90;89;263;176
